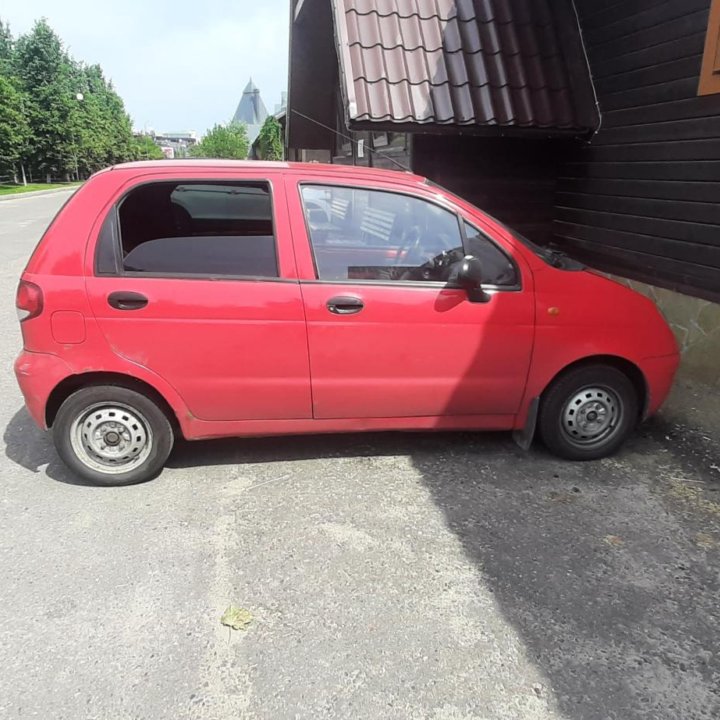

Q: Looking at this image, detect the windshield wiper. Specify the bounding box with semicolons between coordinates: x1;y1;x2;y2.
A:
544;248;567;268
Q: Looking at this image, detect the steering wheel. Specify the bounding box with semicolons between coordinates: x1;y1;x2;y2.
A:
395;226;422;266
401;229;458;264
398;247;465;282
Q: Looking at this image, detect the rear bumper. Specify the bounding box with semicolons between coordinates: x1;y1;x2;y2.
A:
639;353;681;418
14;350;73;430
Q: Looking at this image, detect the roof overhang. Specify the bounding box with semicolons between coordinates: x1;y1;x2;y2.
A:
288;0;600;147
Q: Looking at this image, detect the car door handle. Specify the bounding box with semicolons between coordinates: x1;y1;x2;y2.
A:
107;291;148;311
326;296;364;315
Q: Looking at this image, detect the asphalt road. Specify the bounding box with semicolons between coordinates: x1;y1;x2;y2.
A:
1;190;719;720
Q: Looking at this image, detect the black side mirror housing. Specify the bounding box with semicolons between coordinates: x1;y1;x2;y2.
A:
457;256;490;303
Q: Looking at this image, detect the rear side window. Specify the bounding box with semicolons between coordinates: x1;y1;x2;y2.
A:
109;181;278;277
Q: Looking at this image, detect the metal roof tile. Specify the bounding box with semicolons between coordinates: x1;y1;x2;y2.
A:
455;0;478;23
443;48;470;87
334;0;598;132
456;16;483;54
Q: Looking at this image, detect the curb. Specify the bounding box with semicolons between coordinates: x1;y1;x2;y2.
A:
0;186;80;202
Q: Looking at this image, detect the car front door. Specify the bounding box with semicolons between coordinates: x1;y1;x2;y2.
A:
286;176;535;422
85;173;311;422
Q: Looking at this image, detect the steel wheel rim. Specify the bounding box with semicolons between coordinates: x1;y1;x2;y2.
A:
561;386;623;448
70;402;153;475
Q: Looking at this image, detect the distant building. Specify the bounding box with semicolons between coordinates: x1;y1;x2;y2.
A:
134;130;198;159
155;131;198;159
233;78;268;145
274;91;287;115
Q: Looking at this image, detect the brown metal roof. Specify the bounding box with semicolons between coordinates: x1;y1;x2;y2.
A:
333;0;599;133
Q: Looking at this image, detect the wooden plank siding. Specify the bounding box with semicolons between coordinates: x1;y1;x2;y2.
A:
554;0;720;301
412;135;575;245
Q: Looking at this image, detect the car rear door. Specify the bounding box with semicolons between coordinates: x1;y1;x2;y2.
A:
285;174;535;422
84;171;311;422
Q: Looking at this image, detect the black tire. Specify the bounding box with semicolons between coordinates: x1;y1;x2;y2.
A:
53;385;174;486
538;365;639;461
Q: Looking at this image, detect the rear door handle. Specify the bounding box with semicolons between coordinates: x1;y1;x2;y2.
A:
107;291;148;311
326;296;364;315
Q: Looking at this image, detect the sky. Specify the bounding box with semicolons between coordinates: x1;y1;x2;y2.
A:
1;0;290;135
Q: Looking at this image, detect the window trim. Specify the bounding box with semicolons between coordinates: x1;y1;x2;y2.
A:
95;178;282;281
699;0;720;96
94;205;122;276
297;181;522;292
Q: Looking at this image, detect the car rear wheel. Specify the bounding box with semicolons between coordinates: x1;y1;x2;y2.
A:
538;365;639;461
53;385;174;486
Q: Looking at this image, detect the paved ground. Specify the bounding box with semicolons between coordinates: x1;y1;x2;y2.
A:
1;190;719;720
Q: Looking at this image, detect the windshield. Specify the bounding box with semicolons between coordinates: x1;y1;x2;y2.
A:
425;179;569;268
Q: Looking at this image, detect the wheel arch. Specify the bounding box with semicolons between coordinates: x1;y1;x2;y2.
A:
45;372;182;437
541;355;648;420
514;354;648;451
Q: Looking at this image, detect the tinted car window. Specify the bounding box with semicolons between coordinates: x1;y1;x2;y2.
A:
301;185;464;282
117;181;278;277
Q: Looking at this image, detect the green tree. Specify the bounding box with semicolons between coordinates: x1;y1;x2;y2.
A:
255;116;284;160
0;73;30;180
7;18;139;181
72;63;137;173
191;122;249;159
130;134;164;161
13;19;79;180
0;16;161;182
0;19;14;68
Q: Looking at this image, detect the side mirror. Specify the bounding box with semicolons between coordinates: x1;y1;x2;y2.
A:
457;256;490;303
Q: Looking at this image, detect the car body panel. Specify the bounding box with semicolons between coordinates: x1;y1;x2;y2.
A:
282;171;536;420
515;267;679;425
297;282;535;419
79;170;312;422
15;160;680;444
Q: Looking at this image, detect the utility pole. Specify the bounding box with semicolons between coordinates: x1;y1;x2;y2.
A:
73;92;84;181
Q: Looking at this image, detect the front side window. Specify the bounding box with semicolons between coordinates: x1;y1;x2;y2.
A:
463;223;519;287
301;184;464;283
114;181;278;277
300;184;518;287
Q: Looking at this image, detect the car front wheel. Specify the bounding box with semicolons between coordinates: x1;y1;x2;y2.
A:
538;365;639;461
53;385;174;486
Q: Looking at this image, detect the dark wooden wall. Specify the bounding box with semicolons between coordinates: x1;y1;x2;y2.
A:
412;135;575;245
555;0;720;301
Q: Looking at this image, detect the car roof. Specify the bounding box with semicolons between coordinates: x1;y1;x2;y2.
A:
109;159;425;185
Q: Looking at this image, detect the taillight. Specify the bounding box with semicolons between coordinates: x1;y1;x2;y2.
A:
16;280;43;322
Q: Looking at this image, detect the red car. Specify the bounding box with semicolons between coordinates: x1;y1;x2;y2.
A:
14;161;679;485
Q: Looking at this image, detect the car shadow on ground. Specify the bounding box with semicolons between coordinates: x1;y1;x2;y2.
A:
4;404;720;718
3;405;530;486
2;407;93;485
410;422;720;720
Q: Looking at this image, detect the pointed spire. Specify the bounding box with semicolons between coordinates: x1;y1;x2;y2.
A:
232;77;269;145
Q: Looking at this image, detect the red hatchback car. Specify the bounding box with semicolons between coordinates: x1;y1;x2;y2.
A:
15;161;679;485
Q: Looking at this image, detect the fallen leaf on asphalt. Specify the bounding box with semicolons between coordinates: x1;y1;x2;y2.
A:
603;535;624;547
548;491;575;504
220;606;253;631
